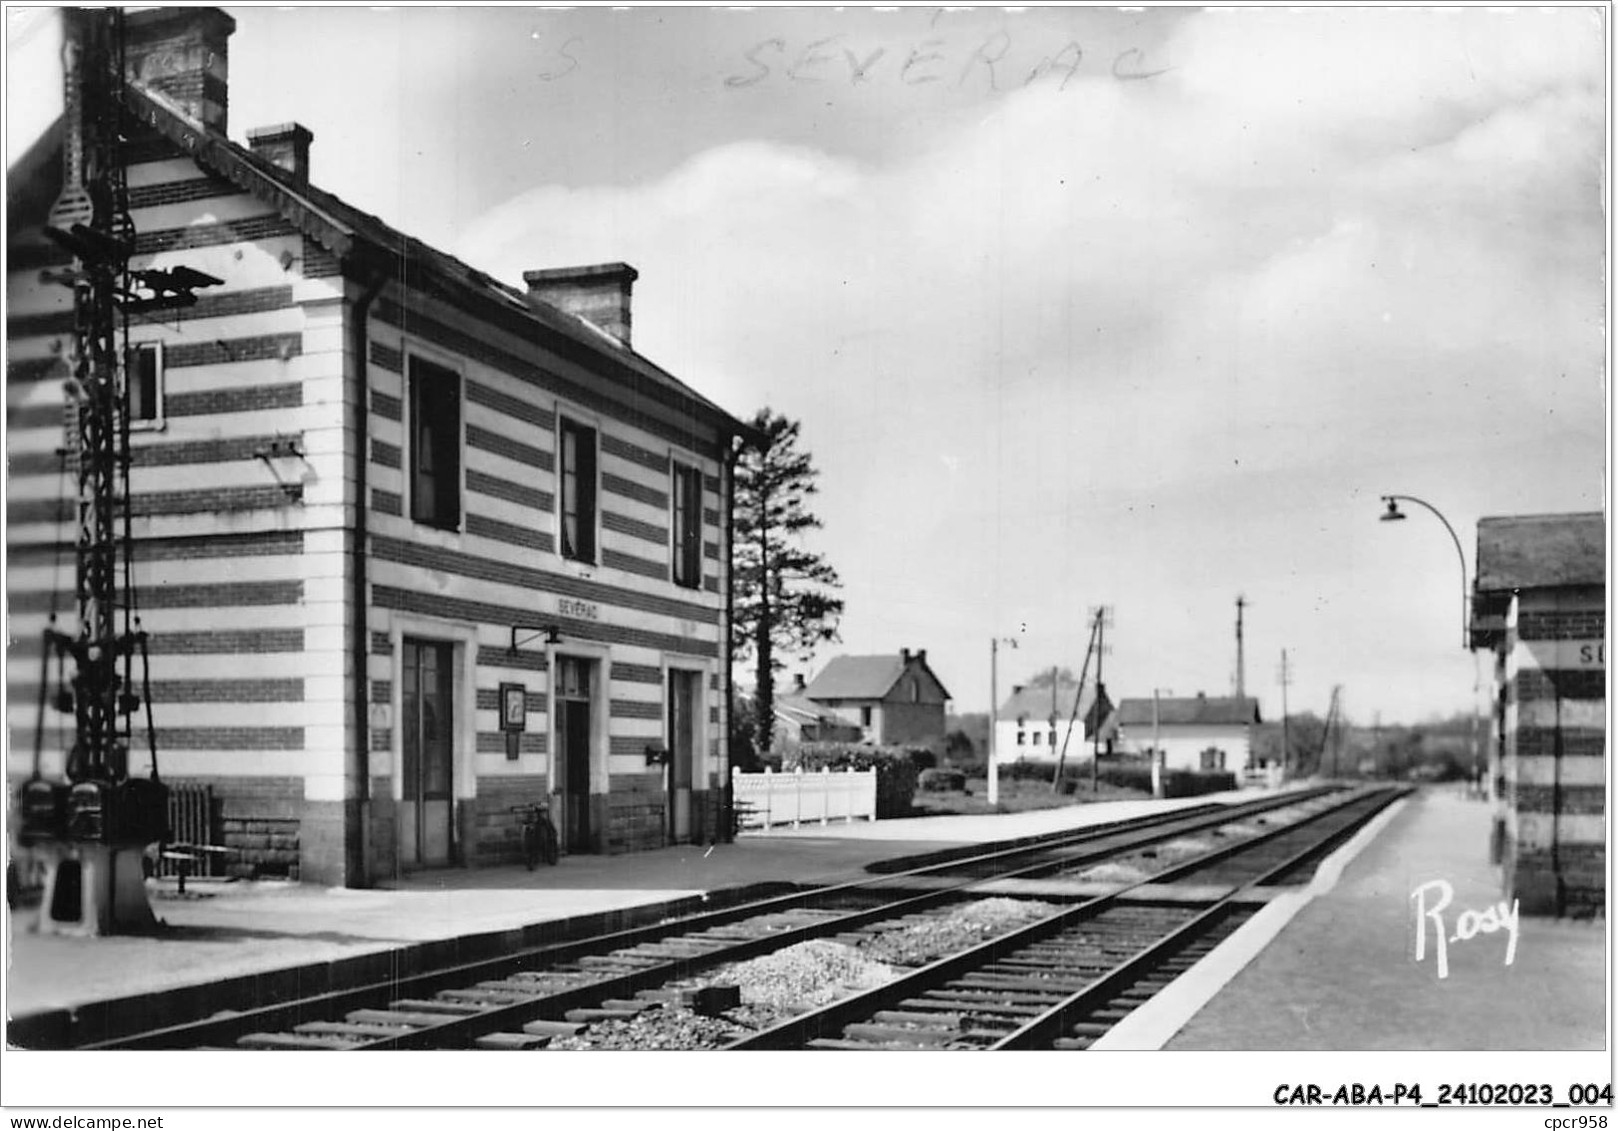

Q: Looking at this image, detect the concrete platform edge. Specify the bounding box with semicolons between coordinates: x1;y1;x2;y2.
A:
5;880;796;1050
1091;796;1412;1051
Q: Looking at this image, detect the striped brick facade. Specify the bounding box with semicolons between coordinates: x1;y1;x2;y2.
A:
1495;589;1606;917
7;10;742;885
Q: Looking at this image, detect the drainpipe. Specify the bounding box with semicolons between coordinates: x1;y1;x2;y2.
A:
719;432;743;844
349;267;388;886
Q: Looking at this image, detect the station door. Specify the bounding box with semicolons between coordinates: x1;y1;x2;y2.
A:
401;638;454;868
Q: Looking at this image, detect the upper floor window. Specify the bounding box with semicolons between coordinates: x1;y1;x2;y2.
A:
671;462;703;588
860;705;873;728
409;356;461;530
559;416;597;563
125;342;163;427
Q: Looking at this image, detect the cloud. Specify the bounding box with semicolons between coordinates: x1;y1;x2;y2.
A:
456;7;1603;718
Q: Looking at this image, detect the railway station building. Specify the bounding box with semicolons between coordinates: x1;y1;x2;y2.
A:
6;7;754;886
1471;512;1606;917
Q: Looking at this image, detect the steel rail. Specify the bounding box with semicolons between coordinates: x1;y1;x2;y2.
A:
80;787;1335;1050
73;797;1249;1049
988;787;1406;1049
725;786;1400;1050
348;787;1343;1051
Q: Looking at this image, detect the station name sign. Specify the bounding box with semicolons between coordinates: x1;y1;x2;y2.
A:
558;597;600;622
1519;639;1604;670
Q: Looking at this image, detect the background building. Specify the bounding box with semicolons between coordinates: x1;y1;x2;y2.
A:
1112;694;1261;773
6;7;752;885
800;649;950;746
993;681;1113;767
1471;512;1605;917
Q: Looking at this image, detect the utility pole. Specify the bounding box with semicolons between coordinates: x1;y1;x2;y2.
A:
1150;687;1172;798
1277;649;1292;781
987;635;1018;807
1052;608;1107;792
1234;594;1247;700
1091;607;1108;793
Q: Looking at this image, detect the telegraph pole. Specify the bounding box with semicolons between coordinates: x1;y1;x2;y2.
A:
987;635;1018;807
1277;649;1293;781
1234;594;1247;700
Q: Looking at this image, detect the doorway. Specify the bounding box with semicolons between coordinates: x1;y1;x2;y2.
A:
555;656;594;853
401;638;454;868
667;669;700;843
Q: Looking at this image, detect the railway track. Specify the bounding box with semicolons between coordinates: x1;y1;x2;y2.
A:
729;787;1402;1050
70;784;1399;1052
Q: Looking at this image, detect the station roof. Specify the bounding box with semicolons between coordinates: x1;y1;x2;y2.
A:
1474;513;1605;593
1114;695;1261;728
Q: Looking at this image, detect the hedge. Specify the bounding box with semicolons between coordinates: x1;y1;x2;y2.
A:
1095;765;1237;798
789;743;923;818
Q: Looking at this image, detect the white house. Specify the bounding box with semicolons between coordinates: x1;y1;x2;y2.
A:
1112;694;1261;773
993;682;1113;767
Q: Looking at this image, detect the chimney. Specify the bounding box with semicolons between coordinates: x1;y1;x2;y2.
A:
916;649;927;665
523;263;638;346
248;123;313;185
123;7;236;133
900;648;911;664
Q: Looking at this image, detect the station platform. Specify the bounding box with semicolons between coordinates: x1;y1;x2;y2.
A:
4;792;1222;1035
8;785;1602;1054
1106;787;1609;1052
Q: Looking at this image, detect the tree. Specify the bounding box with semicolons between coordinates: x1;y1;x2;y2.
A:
1024;666;1078;689
732;409;844;760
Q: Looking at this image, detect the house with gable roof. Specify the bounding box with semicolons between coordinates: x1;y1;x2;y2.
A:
1112;693;1262;774
993;681;1115;767
800;649;951;746
6;7;755;885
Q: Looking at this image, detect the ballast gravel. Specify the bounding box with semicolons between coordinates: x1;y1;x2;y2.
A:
545;900;1062;1050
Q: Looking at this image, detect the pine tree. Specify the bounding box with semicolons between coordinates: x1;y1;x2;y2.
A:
732;409;844;761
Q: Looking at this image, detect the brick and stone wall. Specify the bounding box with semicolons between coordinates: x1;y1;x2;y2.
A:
472;774;551;866
606;772;668;854
1500;588;1605;918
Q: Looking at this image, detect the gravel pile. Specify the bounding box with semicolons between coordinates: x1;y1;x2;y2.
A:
1076;860;1151;882
859;898;1056;967
546;1006;749;1051
715;938;898;1009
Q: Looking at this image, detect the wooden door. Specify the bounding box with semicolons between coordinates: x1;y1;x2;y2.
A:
401;639;454;867
555;657;593;853
667;669;699;842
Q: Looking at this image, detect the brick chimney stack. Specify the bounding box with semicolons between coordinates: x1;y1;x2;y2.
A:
123;7;235;133
248;123;313;185
524;263;638;347
900;648;912;664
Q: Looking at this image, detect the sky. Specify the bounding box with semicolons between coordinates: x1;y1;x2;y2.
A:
5;5;1608;725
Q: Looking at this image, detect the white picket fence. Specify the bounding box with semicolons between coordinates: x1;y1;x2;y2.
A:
731;766;877;830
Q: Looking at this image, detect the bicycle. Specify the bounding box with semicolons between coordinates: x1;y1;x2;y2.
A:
511;802;559;869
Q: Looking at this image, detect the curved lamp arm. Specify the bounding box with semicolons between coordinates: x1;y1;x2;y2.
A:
1381;494;1469;649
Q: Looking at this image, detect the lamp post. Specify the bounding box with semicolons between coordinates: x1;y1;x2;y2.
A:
987;635;1019;807
1378;494;1484;797
1379;496;1469;649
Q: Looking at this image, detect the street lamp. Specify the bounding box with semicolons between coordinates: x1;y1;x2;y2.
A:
1379;495;1468;650
987;635;1019;807
1378;493;1485;798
